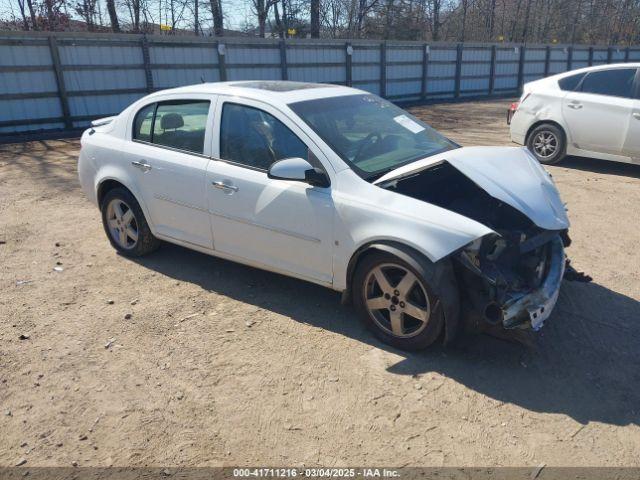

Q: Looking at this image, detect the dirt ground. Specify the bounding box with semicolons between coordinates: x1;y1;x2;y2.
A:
1;99;639;468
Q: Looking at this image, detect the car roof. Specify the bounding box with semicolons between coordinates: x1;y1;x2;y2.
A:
150;81;366;106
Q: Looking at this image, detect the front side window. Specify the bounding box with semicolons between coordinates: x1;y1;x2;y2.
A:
580;68;637;99
220;103;308;170
289;94;457;180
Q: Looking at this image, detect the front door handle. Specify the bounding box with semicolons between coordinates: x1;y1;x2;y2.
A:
567;102;583;110
633;112;640;120
131;160;152;172
212;181;239;193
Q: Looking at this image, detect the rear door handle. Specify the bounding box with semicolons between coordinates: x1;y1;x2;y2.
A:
212;181;239;193
633;112;640;120
131;160;152;172
567;102;583;110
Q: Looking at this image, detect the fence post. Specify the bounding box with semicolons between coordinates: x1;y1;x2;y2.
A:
606;46;613;64
454;43;463;98
544;45;551;77
380;42;387;98
624;47;630;63
345;42;352;87
566;45;573;71
279;39;288;80
141;34;153;93
420;44;429;101
217;42;227;81
488;44;496;96
588;46;594;66
517;44;526;92
47;35;72;130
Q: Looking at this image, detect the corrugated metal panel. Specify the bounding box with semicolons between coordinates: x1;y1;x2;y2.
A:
287;46;344;63
153;68;220;89
68;92;142;116
64;69;146;92
150;45;216;65
0;97;62;122
0;45;52;66
288;66;345;83
0;70;57;94
387;64;421;80
60;44;142;65
226;46;280;64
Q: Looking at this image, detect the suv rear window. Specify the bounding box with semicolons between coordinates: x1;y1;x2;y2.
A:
558;72;586;91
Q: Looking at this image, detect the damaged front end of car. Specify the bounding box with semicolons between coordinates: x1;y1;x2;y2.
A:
456;229;566;331
375;146;572;333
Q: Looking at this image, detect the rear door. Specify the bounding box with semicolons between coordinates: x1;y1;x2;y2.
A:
126;96;216;248
561;67;637;155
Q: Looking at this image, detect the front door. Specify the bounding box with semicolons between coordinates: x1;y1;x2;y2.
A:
206;98;334;284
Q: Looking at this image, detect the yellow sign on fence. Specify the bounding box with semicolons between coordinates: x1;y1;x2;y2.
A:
287;28;296;36
160;24;172;31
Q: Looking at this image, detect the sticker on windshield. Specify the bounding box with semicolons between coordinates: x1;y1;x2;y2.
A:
393;115;425;134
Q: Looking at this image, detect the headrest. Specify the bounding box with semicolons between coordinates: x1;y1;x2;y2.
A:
161;112;184;130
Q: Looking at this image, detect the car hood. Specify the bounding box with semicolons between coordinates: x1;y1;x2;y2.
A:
373;146;569;231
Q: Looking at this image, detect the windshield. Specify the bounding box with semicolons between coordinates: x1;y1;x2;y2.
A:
289;94;458;179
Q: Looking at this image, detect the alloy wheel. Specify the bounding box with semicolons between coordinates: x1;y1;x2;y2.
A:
533;131;558;158
363;263;431;338
106;199;138;250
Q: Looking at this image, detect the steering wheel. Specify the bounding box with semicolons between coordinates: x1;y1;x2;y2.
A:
353;132;383;163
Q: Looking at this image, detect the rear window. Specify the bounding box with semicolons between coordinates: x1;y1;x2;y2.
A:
580;68;637;99
558;72;586;91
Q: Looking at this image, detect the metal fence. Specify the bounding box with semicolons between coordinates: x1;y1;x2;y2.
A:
1;30;639;138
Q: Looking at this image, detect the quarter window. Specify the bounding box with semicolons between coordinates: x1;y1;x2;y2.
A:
133;103;155;142
580;68;637;99
220;103;308;170
558;72;586;91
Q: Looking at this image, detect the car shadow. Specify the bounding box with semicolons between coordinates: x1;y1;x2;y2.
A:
129;242;640;428
558;155;640;179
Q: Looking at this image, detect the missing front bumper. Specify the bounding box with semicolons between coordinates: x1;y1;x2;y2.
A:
500;236;566;330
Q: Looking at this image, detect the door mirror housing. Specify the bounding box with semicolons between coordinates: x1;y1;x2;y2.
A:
268;157;330;188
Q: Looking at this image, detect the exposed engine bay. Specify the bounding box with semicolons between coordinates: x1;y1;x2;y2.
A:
380;160;576;332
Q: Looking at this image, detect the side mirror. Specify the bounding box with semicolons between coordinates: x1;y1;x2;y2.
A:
268;157;330;188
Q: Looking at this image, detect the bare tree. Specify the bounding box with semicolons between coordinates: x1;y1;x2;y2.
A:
310;0;320;37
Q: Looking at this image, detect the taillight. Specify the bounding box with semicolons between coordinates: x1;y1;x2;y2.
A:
509;102;519;112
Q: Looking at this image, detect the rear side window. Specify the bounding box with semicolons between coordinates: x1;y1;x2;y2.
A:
152;101;210;154
580;68;637;98
132;100;210;155
558;72;586;91
133;103;155;142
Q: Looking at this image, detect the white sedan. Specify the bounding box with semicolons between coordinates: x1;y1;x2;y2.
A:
79;81;570;350
510;63;640;165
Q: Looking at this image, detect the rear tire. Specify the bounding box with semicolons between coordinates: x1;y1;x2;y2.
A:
526;123;566;165
100;187;160;257
352;251;445;351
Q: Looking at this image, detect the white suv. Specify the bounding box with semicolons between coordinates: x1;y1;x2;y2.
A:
79;81;570;350
510;63;640;165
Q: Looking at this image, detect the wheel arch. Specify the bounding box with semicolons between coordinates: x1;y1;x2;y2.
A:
94;173;156;236
525;119;568;145
343;240;461;345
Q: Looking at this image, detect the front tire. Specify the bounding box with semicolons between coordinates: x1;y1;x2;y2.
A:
352;251;445;351
100;187;160;257
526;123;566;165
